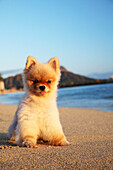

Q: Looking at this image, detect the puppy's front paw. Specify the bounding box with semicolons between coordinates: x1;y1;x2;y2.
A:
22;140;35;148
50;136;70;146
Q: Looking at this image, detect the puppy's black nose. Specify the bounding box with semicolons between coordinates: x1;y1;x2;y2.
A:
39;85;45;91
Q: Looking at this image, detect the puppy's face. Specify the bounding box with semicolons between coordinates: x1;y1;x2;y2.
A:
23;56;60;96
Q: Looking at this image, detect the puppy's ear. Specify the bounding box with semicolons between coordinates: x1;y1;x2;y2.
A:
25;56;37;70
48;57;60;73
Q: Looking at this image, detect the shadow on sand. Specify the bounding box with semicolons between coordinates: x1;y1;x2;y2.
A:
0;133;50;147
0;133;17;146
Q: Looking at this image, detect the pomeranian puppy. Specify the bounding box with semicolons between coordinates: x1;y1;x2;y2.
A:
8;56;69;147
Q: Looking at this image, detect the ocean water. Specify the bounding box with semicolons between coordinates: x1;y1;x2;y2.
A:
0;83;113;111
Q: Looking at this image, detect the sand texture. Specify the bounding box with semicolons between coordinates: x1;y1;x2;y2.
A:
0;105;113;169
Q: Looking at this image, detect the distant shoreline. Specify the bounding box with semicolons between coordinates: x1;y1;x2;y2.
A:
1;81;113;95
0;88;23;95
59;81;113;88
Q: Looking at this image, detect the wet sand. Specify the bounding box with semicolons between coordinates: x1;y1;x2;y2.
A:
0;105;113;169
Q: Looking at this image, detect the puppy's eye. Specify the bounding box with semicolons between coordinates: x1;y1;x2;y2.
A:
33;79;39;84
47;80;51;83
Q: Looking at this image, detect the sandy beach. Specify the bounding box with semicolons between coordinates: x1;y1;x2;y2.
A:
0;105;113;169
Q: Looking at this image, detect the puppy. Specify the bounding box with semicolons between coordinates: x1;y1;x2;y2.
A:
8;56;69;147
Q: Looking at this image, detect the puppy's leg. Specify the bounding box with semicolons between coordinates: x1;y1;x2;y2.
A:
8;110;18;140
50;132;69;146
45;120;69;146
16;120;39;148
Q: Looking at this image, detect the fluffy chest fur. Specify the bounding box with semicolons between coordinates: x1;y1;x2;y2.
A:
17;94;60;139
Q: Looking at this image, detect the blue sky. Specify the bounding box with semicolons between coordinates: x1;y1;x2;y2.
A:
0;0;113;75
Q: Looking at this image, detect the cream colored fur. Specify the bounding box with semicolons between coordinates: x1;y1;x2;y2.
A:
8;56;69;147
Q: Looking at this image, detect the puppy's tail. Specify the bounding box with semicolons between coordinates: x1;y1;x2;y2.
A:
8;110;18;140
